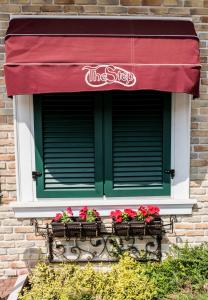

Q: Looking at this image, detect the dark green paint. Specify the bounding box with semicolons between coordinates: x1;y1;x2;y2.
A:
34;91;171;198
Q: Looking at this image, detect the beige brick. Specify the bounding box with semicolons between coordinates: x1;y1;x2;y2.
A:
0;139;14;146
195;224;208;229
5;184;16;191
191;160;208;167
7;248;26;255
186;230;204;236
0;255;19;261
75;0;96;4
4;234;24;240
26;234;45;240
32;0;52;3
175;223;194;229
10;0;30;3
54;0;73;3
11;261;26;268
142;0;162;4
106;5;127;13
0;14;9;20
0;227;13;233
4;269;17;276
0;241;15;248
7;162;15;169
98;0;118;4
40;5;62;11
15;241;35;248
2;219;21;226
22;5;41;11
174;230;186;236
0;162;5;168
63;5;84;12
199;123;208;129
168;7;190;15
184;0;204;7
195;145;208;152
0;132;7;138
83;5;105;12
163;0;178;5
0;249;6;255
15;227;34;233
128;7;149;13
190;180;201;187
6;177;16;184
199;152;208;159
0;262;10;269
0;125;13;131
0;4;21;13
150;7;169;13
0;109;12;115
191;8;208;15
121;0;141;4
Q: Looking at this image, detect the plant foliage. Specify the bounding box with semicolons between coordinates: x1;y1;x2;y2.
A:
19;243;208;300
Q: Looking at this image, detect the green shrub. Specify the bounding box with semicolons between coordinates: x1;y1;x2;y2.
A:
19;243;208;300
144;243;208;299
19;253;156;300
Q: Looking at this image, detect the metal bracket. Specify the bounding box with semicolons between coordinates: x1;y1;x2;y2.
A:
164;169;175;179
32;171;42;180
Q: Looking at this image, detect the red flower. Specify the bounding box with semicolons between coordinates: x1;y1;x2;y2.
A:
110;210;123;223
138;206;148;217
115;216;123;223
124;208;137;218
148;205;160;216
53;213;62;222
79;207;88;213
145;216;153;223
110;210;122;218
79;212;87;220
66;207;73;216
79;206;88;220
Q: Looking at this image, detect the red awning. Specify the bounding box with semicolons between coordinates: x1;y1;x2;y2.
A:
4;17;200;97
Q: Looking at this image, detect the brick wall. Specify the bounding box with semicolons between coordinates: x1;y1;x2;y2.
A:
0;0;208;278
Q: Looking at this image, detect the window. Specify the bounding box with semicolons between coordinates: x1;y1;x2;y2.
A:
34;91;171;198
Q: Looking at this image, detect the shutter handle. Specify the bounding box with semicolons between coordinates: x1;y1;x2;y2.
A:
32;171;42;180
164;169;175;179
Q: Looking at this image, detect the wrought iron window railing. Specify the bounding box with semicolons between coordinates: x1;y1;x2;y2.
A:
31;217;176;263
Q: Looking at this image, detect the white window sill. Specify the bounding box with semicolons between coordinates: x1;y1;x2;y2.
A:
10;197;196;218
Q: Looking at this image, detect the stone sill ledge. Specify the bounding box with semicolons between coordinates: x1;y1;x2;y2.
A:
10;197;196;218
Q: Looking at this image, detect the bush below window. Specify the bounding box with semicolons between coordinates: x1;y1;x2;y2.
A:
20;243;208;300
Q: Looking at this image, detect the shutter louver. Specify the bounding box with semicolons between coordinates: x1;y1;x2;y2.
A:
108;91;171;195
34;94;103;197
43;95;95;190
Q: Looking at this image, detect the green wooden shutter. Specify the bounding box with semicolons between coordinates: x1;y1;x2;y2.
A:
104;91;171;196
34;94;103;198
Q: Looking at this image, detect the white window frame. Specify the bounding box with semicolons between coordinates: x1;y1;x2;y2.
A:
11;93;196;218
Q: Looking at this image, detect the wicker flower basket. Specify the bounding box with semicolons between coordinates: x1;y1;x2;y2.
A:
113;220;145;237
51;219;101;238
51;222;66;238
146;217;163;235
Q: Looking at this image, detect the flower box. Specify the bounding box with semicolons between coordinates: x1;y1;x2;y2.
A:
51;219;102;238
51;207;101;238
66;221;101;237
51;222;66;238
146;217;163;235
113;220;145;237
